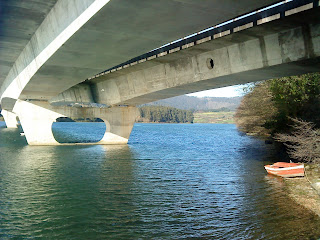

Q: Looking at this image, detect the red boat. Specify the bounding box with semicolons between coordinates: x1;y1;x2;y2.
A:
264;162;304;178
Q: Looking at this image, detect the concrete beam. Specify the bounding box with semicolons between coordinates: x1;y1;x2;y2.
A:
50;83;94;104
84;18;320;106
0;0;111;105
0;0;58;85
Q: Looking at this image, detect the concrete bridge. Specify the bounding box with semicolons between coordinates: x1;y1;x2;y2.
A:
0;0;319;145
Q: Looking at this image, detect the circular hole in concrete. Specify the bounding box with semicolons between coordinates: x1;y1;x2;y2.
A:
52;117;106;143
207;58;214;69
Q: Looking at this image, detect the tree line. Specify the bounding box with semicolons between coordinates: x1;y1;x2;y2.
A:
138;106;194;123
235;73;320;164
0;105;194;124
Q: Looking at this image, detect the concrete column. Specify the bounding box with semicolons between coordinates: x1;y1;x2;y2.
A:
1;110;18;128
13;100;64;145
96;106;139;144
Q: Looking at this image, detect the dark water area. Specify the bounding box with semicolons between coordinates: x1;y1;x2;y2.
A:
0;121;319;239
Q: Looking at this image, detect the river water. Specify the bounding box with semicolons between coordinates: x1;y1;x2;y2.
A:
0;121;319;239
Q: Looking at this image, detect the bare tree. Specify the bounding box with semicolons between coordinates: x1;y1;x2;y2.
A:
275;118;320;164
235;81;278;137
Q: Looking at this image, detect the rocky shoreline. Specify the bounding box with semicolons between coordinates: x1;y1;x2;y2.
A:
284;164;320;217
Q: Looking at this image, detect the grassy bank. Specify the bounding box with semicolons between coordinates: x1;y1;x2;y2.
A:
284;164;320;217
193;111;235;124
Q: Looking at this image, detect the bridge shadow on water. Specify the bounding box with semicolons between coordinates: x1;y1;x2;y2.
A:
0;121;27;147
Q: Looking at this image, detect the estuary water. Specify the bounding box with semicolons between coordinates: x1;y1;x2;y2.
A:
0;121;319;239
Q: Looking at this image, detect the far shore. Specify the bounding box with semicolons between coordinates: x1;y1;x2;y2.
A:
193;111;235;124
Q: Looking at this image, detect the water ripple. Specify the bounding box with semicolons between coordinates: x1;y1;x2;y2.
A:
0;123;319;239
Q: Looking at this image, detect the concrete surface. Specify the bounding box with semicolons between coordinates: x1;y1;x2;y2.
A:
0;0;280;104
55;8;320;106
1;109;18;128
11;99;138;145
0;0;58;87
0;0;110;104
13;100;65;145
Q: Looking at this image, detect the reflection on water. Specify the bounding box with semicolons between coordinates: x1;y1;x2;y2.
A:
0;122;319;239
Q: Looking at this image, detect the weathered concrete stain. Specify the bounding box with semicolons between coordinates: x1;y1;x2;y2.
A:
279;27;305;63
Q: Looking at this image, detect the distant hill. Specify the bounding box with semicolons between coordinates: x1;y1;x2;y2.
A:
142;95;242;111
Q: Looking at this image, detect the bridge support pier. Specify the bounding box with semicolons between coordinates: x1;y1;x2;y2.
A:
13;100;64;145
11;100;138;145
2;110;18;128
96;106;139;145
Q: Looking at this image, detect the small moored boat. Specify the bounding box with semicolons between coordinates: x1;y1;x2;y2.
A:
264;162;304;178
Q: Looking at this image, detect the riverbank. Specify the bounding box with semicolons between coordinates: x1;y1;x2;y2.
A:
193;111;235;124
284;164;320;217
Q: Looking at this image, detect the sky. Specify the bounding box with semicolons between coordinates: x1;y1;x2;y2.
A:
187;84;247;98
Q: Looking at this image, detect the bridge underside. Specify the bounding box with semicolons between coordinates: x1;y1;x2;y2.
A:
1;0;280;102
54;7;320;107
0;0;58;85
